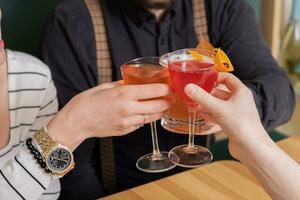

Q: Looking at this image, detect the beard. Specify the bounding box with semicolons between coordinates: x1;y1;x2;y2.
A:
132;0;174;9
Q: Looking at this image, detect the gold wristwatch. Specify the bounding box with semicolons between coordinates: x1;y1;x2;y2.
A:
33;127;75;177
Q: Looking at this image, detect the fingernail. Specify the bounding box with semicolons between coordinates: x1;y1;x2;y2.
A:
185;84;197;96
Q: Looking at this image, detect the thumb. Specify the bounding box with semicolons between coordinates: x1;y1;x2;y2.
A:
184;84;223;113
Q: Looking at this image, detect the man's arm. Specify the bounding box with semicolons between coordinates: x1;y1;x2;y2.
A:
208;0;295;131
40;1;98;107
40;2;104;199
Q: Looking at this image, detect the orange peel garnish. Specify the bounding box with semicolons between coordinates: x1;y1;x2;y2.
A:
188;50;204;60
214;48;234;72
193;35;234;72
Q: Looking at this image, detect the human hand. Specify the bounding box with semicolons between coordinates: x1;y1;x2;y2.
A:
48;81;173;151
184;72;269;159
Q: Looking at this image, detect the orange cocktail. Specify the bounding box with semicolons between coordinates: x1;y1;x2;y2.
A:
122;63;169;85
121;57;177;173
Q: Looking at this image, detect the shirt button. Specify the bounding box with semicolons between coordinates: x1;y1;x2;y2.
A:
160;38;166;46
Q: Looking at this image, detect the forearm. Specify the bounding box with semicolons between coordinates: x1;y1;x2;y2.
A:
46;109;87;152
237;133;300;200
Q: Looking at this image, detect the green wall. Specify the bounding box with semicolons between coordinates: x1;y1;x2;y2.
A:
0;0;61;56
0;0;261;56
245;0;261;23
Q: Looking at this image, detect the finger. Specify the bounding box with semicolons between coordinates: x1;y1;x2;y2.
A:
184;83;223;113
211;88;232;101
215;83;230;92
216;73;244;92
121;84;171;100
88;81;124;94
127;112;165;126
133;99;172;114
99;80;124;90
144;112;165;123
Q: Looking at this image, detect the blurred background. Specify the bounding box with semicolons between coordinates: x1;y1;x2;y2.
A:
0;0;299;159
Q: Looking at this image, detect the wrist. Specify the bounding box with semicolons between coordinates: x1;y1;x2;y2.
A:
47;111;86;151
237;138;279;174
229;125;273;161
31;127;75;177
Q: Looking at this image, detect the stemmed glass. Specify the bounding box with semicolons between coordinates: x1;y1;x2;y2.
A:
121;57;178;173
166;49;218;168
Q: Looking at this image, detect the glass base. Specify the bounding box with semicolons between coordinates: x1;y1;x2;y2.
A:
169;145;213;168
161;116;205;134
136;151;178;173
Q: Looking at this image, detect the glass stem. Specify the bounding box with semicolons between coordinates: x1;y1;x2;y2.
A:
187;105;197;149
150;121;161;157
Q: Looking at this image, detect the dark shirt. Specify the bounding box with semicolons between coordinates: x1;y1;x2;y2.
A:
41;0;295;199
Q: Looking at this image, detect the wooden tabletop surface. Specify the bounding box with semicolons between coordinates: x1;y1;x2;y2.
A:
101;134;300;200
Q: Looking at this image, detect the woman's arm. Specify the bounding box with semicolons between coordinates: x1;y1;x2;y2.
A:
0;75;59;200
238;130;300;200
185;72;300;200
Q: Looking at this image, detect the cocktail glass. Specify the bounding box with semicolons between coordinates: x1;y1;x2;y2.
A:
121;57;179;173
165;49;218;168
160;55;220;135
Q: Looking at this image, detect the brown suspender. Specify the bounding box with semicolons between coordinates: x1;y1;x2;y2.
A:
84;0;116;194
84;0;210;194
193;0;209;40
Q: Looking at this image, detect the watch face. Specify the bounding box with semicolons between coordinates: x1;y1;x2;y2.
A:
47;148;72;173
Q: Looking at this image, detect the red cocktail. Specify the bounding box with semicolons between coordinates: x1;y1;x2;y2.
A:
166;49;218;168
169;60;218;106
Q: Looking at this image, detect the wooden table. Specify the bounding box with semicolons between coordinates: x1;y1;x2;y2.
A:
101;134;300;200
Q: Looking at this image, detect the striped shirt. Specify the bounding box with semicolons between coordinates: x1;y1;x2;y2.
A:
0;50;60;199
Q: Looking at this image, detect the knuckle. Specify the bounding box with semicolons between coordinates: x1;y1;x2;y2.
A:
119;118;130;129
116;86;127;97
119;103;134;115
151;85;166;96
156;100;170;111
119;106;130;115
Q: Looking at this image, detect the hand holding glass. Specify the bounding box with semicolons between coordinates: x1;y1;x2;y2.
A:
121;57;179;173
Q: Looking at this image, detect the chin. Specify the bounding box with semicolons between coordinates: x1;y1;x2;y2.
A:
141;0;174;9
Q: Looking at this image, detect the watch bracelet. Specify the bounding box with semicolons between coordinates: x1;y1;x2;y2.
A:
33;126;56;159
